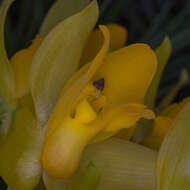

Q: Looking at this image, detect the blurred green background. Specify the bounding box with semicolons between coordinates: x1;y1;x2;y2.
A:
1;0;190;188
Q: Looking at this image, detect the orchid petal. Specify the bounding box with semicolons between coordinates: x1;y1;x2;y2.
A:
40;0;90;36
157;102;190;189
30;0;98;123
80;24;127;65
94;43;157;104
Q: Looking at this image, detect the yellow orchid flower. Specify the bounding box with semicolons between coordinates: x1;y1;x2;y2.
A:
4;0;155;181
41;30;156;178
0;0;157;189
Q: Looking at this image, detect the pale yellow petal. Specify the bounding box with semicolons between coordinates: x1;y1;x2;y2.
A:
40;0;90;36
30;0;99;123
157;102;190;189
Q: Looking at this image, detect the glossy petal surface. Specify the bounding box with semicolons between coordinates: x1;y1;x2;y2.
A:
94;43;157;104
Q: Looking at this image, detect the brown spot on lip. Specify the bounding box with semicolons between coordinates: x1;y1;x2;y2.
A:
93;78;105;91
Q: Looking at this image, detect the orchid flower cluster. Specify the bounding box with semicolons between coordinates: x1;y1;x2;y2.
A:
0;0;190;190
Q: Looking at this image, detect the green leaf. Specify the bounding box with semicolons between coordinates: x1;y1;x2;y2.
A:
0;0;16;109
30;0;98;123
40;0;90;36
0;107;43;190
157;102;190;190
145;36;172;109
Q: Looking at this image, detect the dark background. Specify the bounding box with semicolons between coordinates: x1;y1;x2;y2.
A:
1;0;190;188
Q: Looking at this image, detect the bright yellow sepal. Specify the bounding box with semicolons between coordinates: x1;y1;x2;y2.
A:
10;36;43;98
